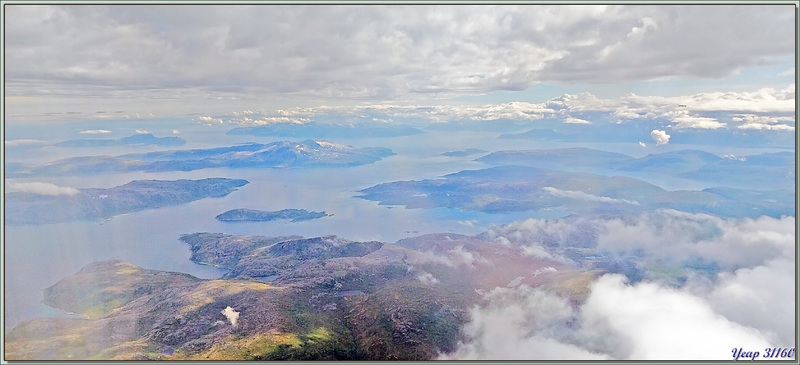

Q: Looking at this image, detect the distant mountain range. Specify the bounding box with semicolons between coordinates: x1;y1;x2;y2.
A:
227;122;423;139
28;140;395;176
476;148;795;190
55;133;186;148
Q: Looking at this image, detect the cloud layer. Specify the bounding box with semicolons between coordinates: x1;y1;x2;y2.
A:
5;5;794;102
198;85;794;139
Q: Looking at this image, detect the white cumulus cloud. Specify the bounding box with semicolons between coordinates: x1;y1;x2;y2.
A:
650;129;670;145
733;114;795;131
578;275;773;360
671;114;726;130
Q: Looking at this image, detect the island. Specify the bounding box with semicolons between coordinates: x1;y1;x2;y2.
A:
357;165;793;218
55;133;186;148
226;121;423;139
440;149;487;157
477;147;794;190
31;140;395;175
6;228;606;360
216;208;330;223
4;178;248;225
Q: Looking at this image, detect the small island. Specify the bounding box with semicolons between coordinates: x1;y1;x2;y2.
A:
216;208;330;223
441;148;487;157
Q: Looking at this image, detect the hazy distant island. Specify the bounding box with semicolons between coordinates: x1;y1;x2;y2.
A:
5;178;248;225
55;133;186;148
227;121;423;139
216;208;330;223
441;149;487;157
476;148;795;190
29;140;395;176
358;165;793;218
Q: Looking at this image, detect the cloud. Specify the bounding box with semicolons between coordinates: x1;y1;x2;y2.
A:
410;244;491;268
638;141;646;147
198;116;223;124
482;211;794;272
4;5;793;102
440;286;609;360
578;275;773;360
4;139;48;147
542;186;639;205
172;129;180;134
134;129;149;134
650;129;670;145
446;211;794;360
80;129;111;135
417;272;440;285
701;256;795;345
448;245;490;268
481;217;592;263
217;84;794;133
670;114;726;129
221;306;240;327
444;267;789;360
5;181;80;196
595;211;795;270
443;274;776;360
733;114;795;131
564;117;592;124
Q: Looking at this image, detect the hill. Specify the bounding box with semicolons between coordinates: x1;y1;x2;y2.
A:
5;178;248;225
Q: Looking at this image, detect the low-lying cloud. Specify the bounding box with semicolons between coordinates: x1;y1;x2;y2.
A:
440;286;609;360
4;139;48;147
5;181;80;196
542;186;639;205
447;211;795;360
444;263;790;360
221;306;240;327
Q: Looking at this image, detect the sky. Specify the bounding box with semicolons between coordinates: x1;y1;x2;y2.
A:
3;4;796;123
